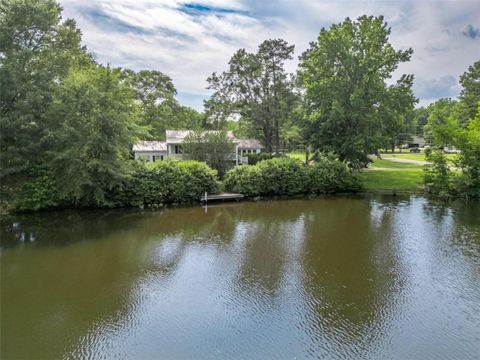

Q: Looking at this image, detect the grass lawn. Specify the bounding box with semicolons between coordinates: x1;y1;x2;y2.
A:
287;151;308;162
358;169;424;191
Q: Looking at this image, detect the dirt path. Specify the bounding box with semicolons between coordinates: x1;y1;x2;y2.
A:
367;167;422;171
381;157;431;165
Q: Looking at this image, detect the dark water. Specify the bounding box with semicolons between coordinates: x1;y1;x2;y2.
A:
1;195;479;360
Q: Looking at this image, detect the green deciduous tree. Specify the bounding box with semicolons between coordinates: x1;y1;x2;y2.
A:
424;98;459;147
454;108;480;197
411;107;429;136
49;65;147;206
206;39;298;152
298;15;416;168
123;69;203;139
458;59;480;123
0;0;89;180
182;130;235;176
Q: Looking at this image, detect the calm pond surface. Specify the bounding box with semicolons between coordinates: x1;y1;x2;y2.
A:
1;195;480;359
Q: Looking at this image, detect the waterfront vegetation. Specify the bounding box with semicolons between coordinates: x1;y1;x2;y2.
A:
224;156;359;196
0;0;478;213
1;2;480;359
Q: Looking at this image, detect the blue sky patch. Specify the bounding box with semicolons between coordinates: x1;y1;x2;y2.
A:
462;24;480;39
179;3;247;16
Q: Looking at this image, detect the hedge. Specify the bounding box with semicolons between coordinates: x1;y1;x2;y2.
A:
11;157;359;212
116;160;219;206
224;157;359;196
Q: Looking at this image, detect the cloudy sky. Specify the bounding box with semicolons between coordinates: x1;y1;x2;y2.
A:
60;0;480;110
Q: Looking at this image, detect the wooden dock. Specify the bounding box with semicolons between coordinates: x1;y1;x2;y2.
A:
200;192;244;202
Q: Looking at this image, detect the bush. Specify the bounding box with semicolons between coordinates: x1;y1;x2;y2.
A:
116;160;219;206
423;149;453;197
224;156;359;197
223;165;262;196
177;160;220;201
247;153;274;165
257;158;307;195
13;167;59;211
307;154;360;194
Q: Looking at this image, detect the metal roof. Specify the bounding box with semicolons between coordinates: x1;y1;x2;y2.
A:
165;130;236;143
133;131;264;151
236;139;264;149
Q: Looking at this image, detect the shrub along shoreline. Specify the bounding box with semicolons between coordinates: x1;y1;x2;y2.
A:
5;157;360;213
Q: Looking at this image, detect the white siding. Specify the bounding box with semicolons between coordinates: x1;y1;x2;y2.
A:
134;151;167;162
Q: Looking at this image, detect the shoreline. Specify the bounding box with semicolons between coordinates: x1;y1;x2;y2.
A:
3;189;476;216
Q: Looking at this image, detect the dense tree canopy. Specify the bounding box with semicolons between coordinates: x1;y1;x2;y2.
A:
182;130;235;176
123;69;203;139
422;59;480;198
206;39;298;152
0;0;89;179
458;60;480;123
49;65;147;205
298;15;416;167
424;98;459;147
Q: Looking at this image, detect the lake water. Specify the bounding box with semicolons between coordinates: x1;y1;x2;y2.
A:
1;195;479;359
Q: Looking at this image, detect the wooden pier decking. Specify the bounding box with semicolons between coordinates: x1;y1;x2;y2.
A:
200;192;244;202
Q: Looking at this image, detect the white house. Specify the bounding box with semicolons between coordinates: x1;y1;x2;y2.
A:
133;130;264;164
132;140;167;162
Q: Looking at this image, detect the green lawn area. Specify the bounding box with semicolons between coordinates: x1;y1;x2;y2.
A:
358;169;424;191
287;151;308;162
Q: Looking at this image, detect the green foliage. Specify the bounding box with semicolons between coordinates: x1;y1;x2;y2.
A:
257;158;307;195
424;149;453;197
422;62;480;199
454;110;480;198
424;99;459;147
224;157;359;196
281;123;304;151
182;130;235;176
13;167;59;211
307;154;360;194
0;0;89;179
116;160;219;206
223;165;263;196
122;69;203;139
411;107;429;136
206;39;297;151
49;65;147;206
298;15;416;168
247;153;275;165
459;60;480;123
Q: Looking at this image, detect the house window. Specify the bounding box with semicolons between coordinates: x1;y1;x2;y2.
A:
152;155;156;162
175;145;182;154
160;155;164;161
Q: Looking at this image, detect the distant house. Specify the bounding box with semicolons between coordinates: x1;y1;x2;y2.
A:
411;136;426;148
132;141;167;162
133;130;264;164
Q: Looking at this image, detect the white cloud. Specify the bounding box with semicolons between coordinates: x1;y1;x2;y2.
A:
59;0;480;110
